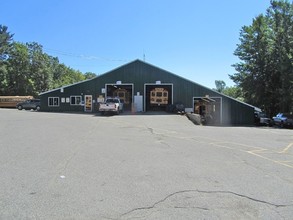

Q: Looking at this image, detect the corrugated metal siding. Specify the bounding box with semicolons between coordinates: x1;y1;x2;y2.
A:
40;60;255;125
221;96;254;125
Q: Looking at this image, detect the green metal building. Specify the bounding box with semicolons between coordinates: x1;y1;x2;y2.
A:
39;60;254;125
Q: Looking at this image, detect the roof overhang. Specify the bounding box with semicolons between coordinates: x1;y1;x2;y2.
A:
194;96;216;103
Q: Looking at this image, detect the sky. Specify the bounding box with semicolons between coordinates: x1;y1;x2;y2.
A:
2;0;272;89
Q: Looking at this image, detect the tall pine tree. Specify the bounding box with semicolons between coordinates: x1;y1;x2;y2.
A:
231;0;293;115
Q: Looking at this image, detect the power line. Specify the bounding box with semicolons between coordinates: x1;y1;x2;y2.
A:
43;47;129;62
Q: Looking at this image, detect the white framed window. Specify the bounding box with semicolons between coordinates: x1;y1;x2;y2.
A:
70;96;82;105
48;97;59;107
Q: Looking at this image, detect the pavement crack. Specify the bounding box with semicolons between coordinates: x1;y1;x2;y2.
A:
196;189;292;208
147;127;154;134
174;206;210;211
121;190;188;217
120;189;293;218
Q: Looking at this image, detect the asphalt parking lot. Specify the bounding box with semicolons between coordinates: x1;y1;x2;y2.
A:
0;109;292;219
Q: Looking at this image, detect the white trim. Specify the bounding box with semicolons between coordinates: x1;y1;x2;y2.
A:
70;95;82;106
48;97;60;107
39;59;257;111
144;83;173;112
39;78;93;96
84;95;92;112
105;83;134;101
137;59;257;111
39;61;138;96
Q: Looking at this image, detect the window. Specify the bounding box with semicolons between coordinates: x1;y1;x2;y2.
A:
157;92;162;97
70;96;81;105
48;97;59;107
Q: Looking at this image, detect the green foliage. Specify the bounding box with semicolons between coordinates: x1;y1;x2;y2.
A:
231;0;293;116
0;63;8;94
213;80;244;101
0;25;97;97
84;72;97;79
222;86;244;102
0;25;14;94
0;25;13;60
214;80;226;93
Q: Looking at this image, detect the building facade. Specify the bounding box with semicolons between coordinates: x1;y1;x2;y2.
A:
39;60;254;125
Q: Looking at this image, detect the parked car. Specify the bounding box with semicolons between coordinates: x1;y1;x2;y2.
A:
16;99;41;111
254;112;272;126
272;113;293;128
99;98;123;115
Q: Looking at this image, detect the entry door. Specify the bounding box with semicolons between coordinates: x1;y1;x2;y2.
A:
134;95;143;112
84;95;92;112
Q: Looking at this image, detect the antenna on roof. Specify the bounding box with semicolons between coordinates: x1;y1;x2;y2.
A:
143;50;146;61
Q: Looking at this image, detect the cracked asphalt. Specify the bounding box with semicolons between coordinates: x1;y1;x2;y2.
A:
0;109;293;219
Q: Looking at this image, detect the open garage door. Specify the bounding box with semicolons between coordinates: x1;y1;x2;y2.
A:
144;84;173;111
106;84;133;111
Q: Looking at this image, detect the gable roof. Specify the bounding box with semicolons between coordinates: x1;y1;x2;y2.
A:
39;60;140;96
39;77;93;96
39;59;257;110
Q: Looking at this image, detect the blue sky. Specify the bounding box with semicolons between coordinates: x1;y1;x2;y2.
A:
2;0;272;89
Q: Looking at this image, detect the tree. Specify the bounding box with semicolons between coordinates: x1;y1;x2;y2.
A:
0;25;14;60
214;80;226;93
52;64;85;88
0;63;8;95
213;80;244;101
0;25;14;95
231;0;293;116
6;42;31;95
0;25;98;96
27;42;54;96
268;0;293;113
84;72;97;79
222;86;244;102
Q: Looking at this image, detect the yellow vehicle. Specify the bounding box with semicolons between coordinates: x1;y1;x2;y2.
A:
150;88;168;106
0;96;33;108
113;89;130;104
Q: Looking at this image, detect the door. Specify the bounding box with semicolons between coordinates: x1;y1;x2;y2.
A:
84;95;92;112
134;95;143;112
